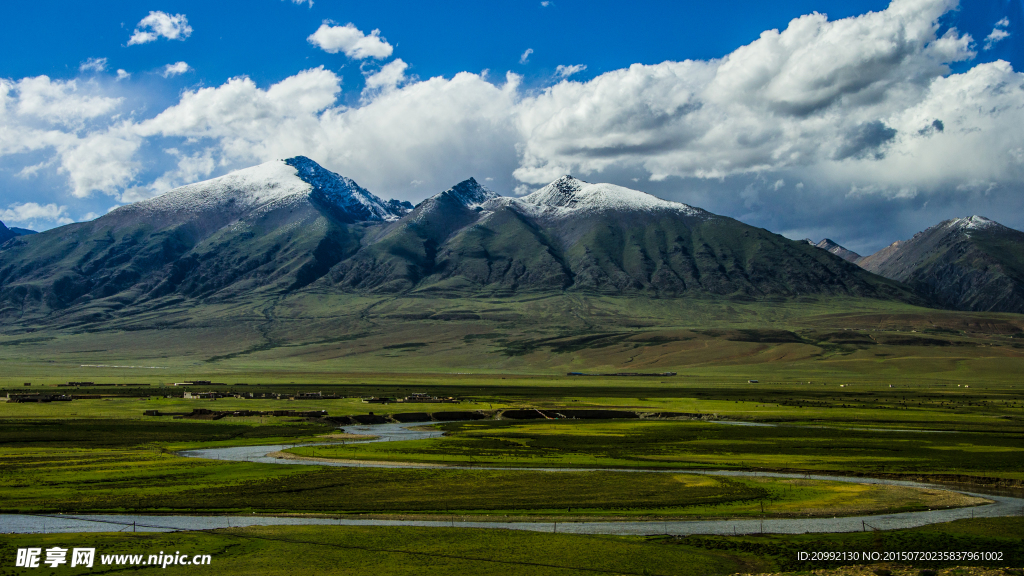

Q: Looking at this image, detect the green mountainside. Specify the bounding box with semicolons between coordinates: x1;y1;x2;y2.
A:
0;157;409;327
0;159;922;331
858;216;1024;313
321;174;920;301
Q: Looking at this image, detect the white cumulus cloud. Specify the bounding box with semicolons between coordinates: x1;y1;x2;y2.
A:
146;148;218;195
555;64;586;78
130;67;520;199
1;202;72;226
519;48;533;64
161;62;192;78
5;76;122;128
127;11;192;46
307;22;393;59
79;58;107;73
0;76;138;198
6;0;1024;243
513;0;976;184
363;59;409;96
984;20;1010;50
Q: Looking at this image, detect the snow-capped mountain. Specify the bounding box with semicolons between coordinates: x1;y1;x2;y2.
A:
858;216;1024;313
943;215;999;232
113;156;410;227
505;176;705;219
409;177;498;223
0;164;920;326
0;157;412;321
330;174;906;299
437;177;498;208
286;156;412;222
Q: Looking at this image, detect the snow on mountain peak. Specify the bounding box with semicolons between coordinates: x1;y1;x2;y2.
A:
285;156;409;222
946;215;998;231
131;159;311;217
408;177;500;224
514;175;702;217
118;157;409;223
441;177;499;208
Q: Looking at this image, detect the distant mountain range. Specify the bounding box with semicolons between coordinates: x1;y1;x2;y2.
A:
805;216;1024;313
1;156;1022;327
0;221;35;244
327;173;907;299
806;238;861;263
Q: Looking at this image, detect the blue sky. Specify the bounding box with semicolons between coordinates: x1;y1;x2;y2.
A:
1;0;1023;253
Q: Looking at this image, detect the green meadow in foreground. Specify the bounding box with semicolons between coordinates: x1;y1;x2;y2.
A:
0;518;1021;576
0;418;984;518
1;306;1021;574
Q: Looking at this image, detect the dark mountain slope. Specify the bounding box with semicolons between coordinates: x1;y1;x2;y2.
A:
0;221;15;244
0;157;409;325
328;176;919;301
0;164;927;328
858;216;1024;313
809;238;862;263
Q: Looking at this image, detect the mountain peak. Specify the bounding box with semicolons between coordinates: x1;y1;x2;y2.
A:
858;215;1024;312
0;220;14;244
442;177;499;207
519;176;702;218
944;215;999;232
118;157;409;224
549;175;588;193
813;238;862;263
283;156;409;222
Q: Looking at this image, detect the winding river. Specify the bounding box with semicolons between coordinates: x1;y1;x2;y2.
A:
3;421;1022;536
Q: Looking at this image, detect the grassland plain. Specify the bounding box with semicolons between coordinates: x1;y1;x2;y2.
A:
0;417;984;519
2;294;1023;574
284;418;1024;483
0;518;1021;576
4;378;1021;431
2;294;1024;382
0;525;759;576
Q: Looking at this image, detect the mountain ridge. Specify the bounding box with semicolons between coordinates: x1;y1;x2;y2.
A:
0;221;14;245
0;157;931;327
809;238;862;263
857;215;1024;313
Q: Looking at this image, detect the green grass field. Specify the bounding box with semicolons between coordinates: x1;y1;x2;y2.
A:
0;417;986;519
286;418;1024;482
2;295;1023;574
3;294;1024;383
1;518;1021;576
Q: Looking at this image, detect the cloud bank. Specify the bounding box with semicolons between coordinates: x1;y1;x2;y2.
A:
1;202;72;227
4;0;1024;248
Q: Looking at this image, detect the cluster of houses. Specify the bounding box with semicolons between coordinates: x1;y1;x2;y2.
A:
361;393;460;404
566;372;678;377
144;408;327;419
181;390;343;400
5;393;73;403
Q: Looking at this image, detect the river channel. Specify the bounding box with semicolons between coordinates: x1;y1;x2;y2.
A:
3;421;1021;535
